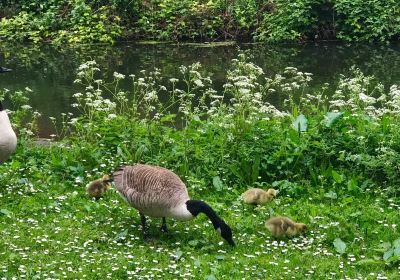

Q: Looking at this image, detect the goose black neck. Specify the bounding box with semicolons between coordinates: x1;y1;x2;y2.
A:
0;101;3;111
186;200;224;229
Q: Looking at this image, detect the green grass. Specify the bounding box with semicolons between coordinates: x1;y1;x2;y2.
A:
1;149;399;279
1;55;400;279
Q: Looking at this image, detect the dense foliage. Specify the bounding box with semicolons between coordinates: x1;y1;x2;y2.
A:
0;0;399;44
1;54;400;278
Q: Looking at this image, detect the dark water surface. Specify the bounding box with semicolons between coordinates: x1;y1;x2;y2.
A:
1;42;400;137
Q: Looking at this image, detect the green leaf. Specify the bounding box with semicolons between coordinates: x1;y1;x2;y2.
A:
212;176;223;191
333;238;347;254
383;248;394;261
331;170;343;183
394;246;400;257
324;112;343;127
355;259;382;266
205;275;216;280
188;240;199;247
386;255;400;264
215;255;225;260
292;114;307;132
173;249;183;260
134;144;149;161
0;209;12;217
375;242;392;253
114;229;128;242
324;191;337;200
347;178;359;192
393;239;400;249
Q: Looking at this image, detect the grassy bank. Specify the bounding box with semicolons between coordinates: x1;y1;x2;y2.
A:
1;54;400;279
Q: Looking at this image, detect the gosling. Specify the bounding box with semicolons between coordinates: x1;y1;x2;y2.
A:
241;188;278;205
85;175;113;199
265;216;307;238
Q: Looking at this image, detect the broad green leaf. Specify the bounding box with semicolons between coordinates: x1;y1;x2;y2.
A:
386;255;400;264
134;144;149;161
332;170;343;183
324;191;337;200
114;229;128;242
292;114;307;132
383;248;394;261
188;240;199;247
333;238;347;254
0;209;11;217
324;112;343;127
212;176;223;191
394;246;400;257
205;275;216;280
347;178;359;192
173;249;183;260
393;239;400;249
375;242;392;252
215;255;225;260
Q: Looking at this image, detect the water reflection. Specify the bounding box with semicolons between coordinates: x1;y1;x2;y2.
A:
0;42;399;137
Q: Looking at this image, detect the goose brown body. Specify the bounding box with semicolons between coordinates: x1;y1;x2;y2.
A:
113;164;192;220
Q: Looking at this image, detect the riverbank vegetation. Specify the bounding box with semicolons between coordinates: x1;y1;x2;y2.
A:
0;0;399;44
1;54;399;278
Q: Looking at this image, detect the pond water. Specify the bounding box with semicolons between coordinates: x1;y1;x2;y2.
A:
1;42;400;137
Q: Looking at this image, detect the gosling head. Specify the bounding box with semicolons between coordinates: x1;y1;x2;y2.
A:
217;221;235;246
101;175;113;189
86;175;113;199
266;188;278;199
295;223;308;234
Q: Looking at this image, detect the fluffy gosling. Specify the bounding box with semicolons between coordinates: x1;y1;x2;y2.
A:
241;188;278;205
265;216;307;238
86;175;112;199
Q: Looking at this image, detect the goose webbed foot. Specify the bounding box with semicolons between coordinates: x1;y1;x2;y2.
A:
160;217;168;233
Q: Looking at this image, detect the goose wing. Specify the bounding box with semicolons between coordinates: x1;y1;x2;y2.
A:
113;164;190;216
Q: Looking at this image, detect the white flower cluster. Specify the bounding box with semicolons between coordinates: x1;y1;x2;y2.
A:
328;68;400;119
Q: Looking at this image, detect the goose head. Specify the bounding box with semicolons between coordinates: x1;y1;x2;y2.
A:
217;221;235;246
295;223;308;234
266;188;279;200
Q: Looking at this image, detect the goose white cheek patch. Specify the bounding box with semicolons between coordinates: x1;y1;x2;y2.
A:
216;227;221;234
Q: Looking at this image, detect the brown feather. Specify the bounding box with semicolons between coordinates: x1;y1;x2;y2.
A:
113;164;190;217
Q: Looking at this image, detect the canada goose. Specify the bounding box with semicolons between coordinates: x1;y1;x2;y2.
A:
265;216;307;238
112;164;235;246
86;175;113;199
0;97;17;164
241;188;278;205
